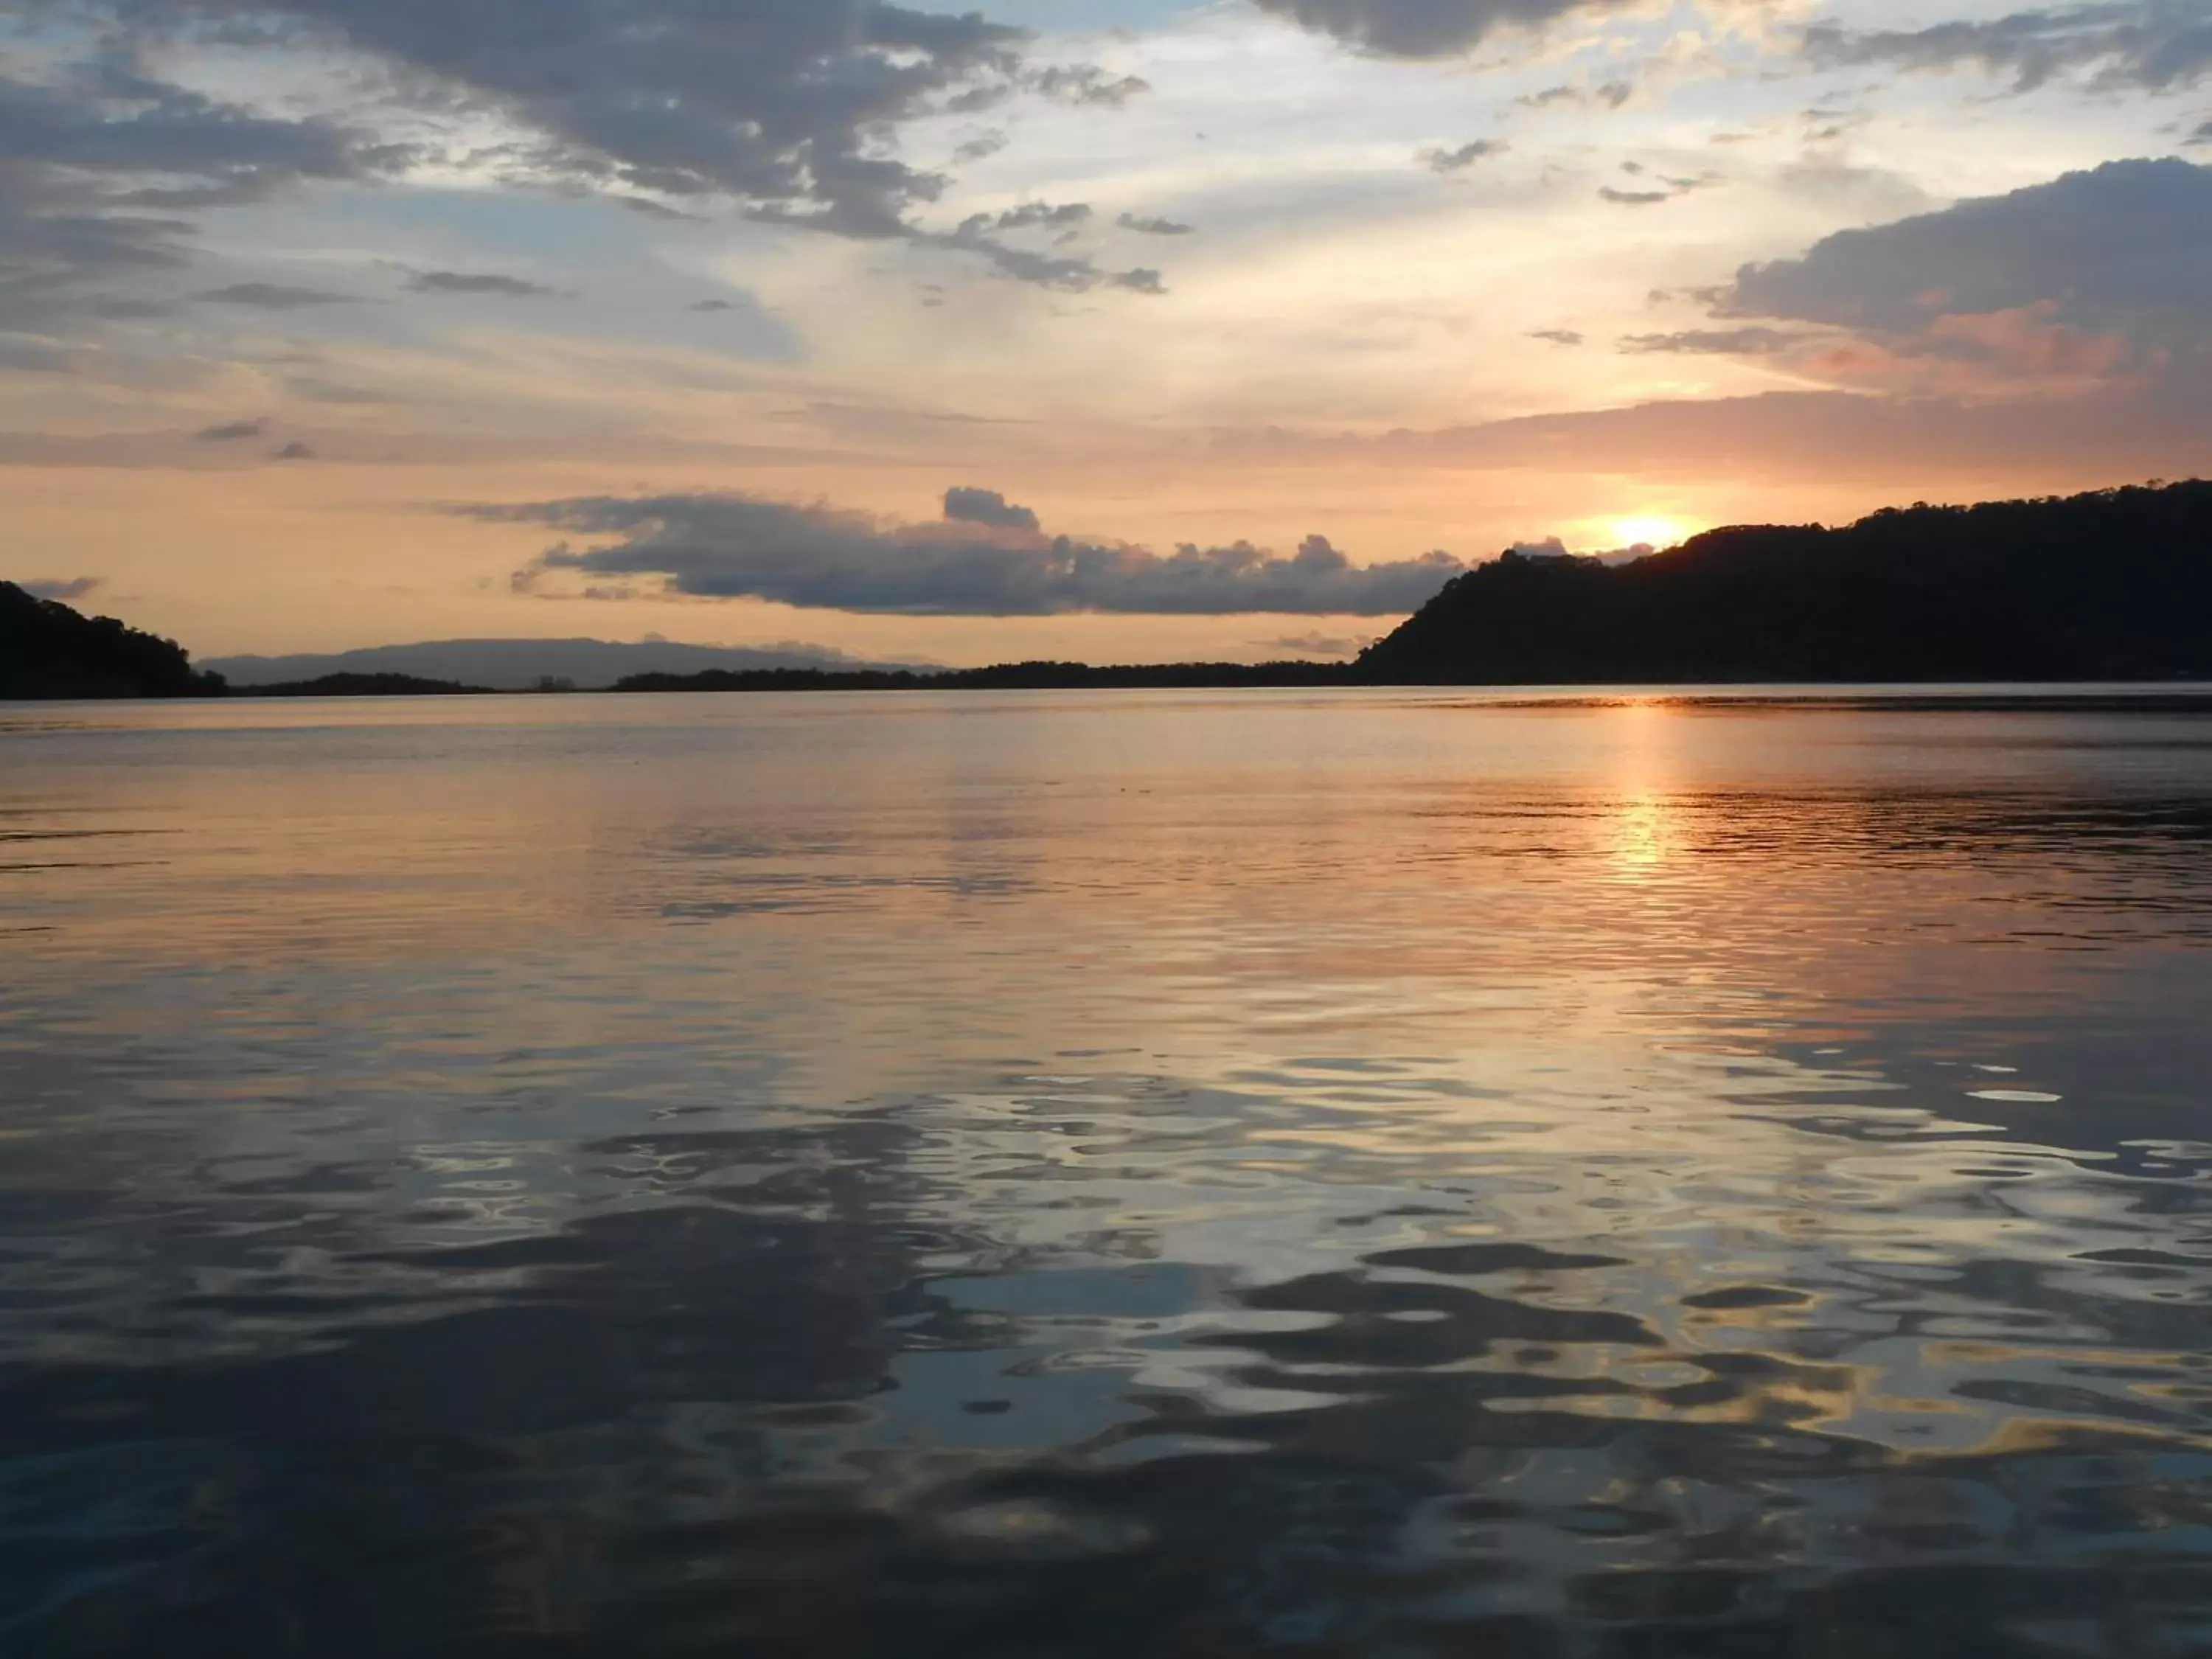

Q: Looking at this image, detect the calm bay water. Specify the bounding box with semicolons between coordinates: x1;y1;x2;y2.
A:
4;688;2212;1656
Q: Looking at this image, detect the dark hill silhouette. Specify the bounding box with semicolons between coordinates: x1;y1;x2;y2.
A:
613;661;1347;692
0;582;224;700
1358;481;2212;684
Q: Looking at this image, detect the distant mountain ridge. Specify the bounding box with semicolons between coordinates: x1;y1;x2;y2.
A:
1358;481;2212;684
204;637;929;690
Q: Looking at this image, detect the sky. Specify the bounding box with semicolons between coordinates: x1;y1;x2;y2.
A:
3;0;2208;664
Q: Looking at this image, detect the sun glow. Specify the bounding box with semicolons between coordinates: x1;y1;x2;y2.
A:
1609;515;1690;552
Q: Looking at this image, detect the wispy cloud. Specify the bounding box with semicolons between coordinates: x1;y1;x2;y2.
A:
1421;139;1508;173
403;270;564;299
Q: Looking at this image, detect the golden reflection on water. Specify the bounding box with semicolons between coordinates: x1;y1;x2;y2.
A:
4;689;2212;1653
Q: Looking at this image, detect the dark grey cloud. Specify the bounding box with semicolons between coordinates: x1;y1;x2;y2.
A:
17;576;102;601
2190;116;2212;145
1421;139;1508;173
1618;326;1803;354
1117;212;1194;235
1027;66;1152;106
1719;158;2212;347
29;1;1164;293
482;490;1467;615
1528;327;1584;345
0;63;393;193
404;269;563;298
1804;2;2212;93
197;282;360;307
271;440;315;459
942;486;1040;532
195;416;269;439
1599;187;1672;205
962;201;1092;234
0;60;404;327
1249;0;1630;58
45;0;1020;238
953;131;1009;164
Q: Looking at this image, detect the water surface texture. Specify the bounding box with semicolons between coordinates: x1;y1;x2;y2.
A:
5;689;2212;1657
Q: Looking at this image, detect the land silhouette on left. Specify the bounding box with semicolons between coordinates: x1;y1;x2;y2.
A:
0;582;226;700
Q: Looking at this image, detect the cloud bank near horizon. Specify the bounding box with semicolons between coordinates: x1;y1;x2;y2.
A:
490;489;1469;615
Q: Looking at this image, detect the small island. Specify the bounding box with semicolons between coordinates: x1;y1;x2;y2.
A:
250;672;491;697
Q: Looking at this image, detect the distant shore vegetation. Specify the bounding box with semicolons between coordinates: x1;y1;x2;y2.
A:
7;480;2208;700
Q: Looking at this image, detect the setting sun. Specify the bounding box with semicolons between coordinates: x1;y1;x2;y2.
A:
1609;515;1691;552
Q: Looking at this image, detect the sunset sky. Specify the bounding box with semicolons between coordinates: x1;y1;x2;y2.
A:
4;0;2208;664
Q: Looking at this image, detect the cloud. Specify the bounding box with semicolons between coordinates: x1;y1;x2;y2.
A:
1027;66;1152;107
1219;380;2212;487
1528;327;1585;345
961;201;1091;234
933;212;1164;295
1725;160;2212;356
1421;139;1508;173
1508;535;1573;558
1569;160;2212;404
1804;3;2212;94
0;335;87;372
1118;212;1194;236
482;490;1469;615
1598;165;1717;206
33;1;1159;291
1263;631;1371;657
1248;0;1631;58
403;270;563;299
953;131;1009;164
0;60;405;327
16;576;102;601
195;417;270;440
614;194;698;221
197;282;360;308
54;0;1020;236
942;487;1040;532
271;440;315;460
1618;326;1803;354
1518;80;1634;109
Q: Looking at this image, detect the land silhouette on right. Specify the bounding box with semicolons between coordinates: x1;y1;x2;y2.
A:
1359;479;2212;684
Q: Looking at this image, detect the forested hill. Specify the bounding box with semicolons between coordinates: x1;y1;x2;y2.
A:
0;582;223;700
1358;481;2212;684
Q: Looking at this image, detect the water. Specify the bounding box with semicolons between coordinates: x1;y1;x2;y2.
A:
4;688;2212;1657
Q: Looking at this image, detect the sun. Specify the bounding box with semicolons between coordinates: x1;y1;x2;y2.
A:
1608;515;1689;551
